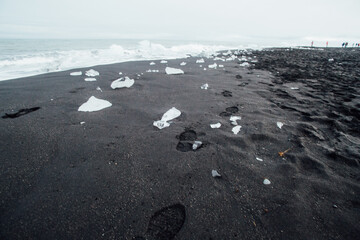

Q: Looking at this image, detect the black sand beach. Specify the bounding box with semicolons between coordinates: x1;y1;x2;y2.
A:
1;47;359;239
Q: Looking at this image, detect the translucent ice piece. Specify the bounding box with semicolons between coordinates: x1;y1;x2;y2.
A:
210;123;221;128
85;69;99;77
201;83;209;90
232;125;241;134
111;77;135;89
70;71;82;76
212;170;221;178
165;67;184;75
78;96;112;112
192;141;202;150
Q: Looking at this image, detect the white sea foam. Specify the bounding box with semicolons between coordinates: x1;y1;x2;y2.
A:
0;40;243;81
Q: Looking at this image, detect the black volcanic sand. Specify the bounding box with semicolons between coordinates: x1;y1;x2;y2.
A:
0;48;359;239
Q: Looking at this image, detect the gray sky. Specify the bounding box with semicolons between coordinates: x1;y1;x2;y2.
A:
0;0;359;42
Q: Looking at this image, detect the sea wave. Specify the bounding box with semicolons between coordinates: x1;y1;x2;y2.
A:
0;40;242;81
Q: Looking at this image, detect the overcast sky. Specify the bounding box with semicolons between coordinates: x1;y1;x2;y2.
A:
0;0;359;42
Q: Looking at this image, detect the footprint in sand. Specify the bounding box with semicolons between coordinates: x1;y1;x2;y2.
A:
135;203;186;240
221;90;232;97
176;129;205;152
2;107;41;119
219;106;239;117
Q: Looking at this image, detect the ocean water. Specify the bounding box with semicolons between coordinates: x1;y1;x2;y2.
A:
0;39;251;81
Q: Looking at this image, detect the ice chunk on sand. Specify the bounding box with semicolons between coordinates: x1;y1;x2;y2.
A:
78;96;112;112
96;86;102;92
150;62;156;65
256;157;263;162
196;58;205;63
208;63;217;69
328;58;334;62
192;141;202;150
165;67;184;75
201;83;209;90
232;125;241;134
290;87;299;90
70;71;82;76
84;78;96;82
210;123;221;128
223;50;232;55
212;170;221;178
119;72;123;75
204;68;207;71
240;62;250;67
111;77;135;89
263;179;271;185
146;69;159;73
160;60;168;64
230;116;241;125
180;62;186;66
214;57;225;61
80;121;85;125
219;64;224;68
85;69;99;77
277;122;284;129
153;107;181;129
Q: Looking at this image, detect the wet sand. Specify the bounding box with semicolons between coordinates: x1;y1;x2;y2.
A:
0;48;359;239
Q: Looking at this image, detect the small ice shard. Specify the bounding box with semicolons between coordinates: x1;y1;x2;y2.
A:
223;50;232;55
230;116;241;125
196;58;205;63
256;157;263;162
200;83;209;90
219;64;224;68
239;62;250;67
146;69;159;73
84;78;96;82
210;123;221;128
70;71;82;76
119;72;123;75
78;96;112;112
153;107;181;129
277;122;284;129
204;68;207;71
208;63;217;69
199;65;202;67
160;60;168;64
214;57;225;61
150;62;156;65
96;86;102;92
111;77;135;89
51;99;53;101
165;67;184;75
85;69;99;77
212;170;221;178
180;62;186;66
328;58;334;62
263;179;271;185
192;141;202;150
232;125;241;135
290;87;299;90
80;121;85;125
